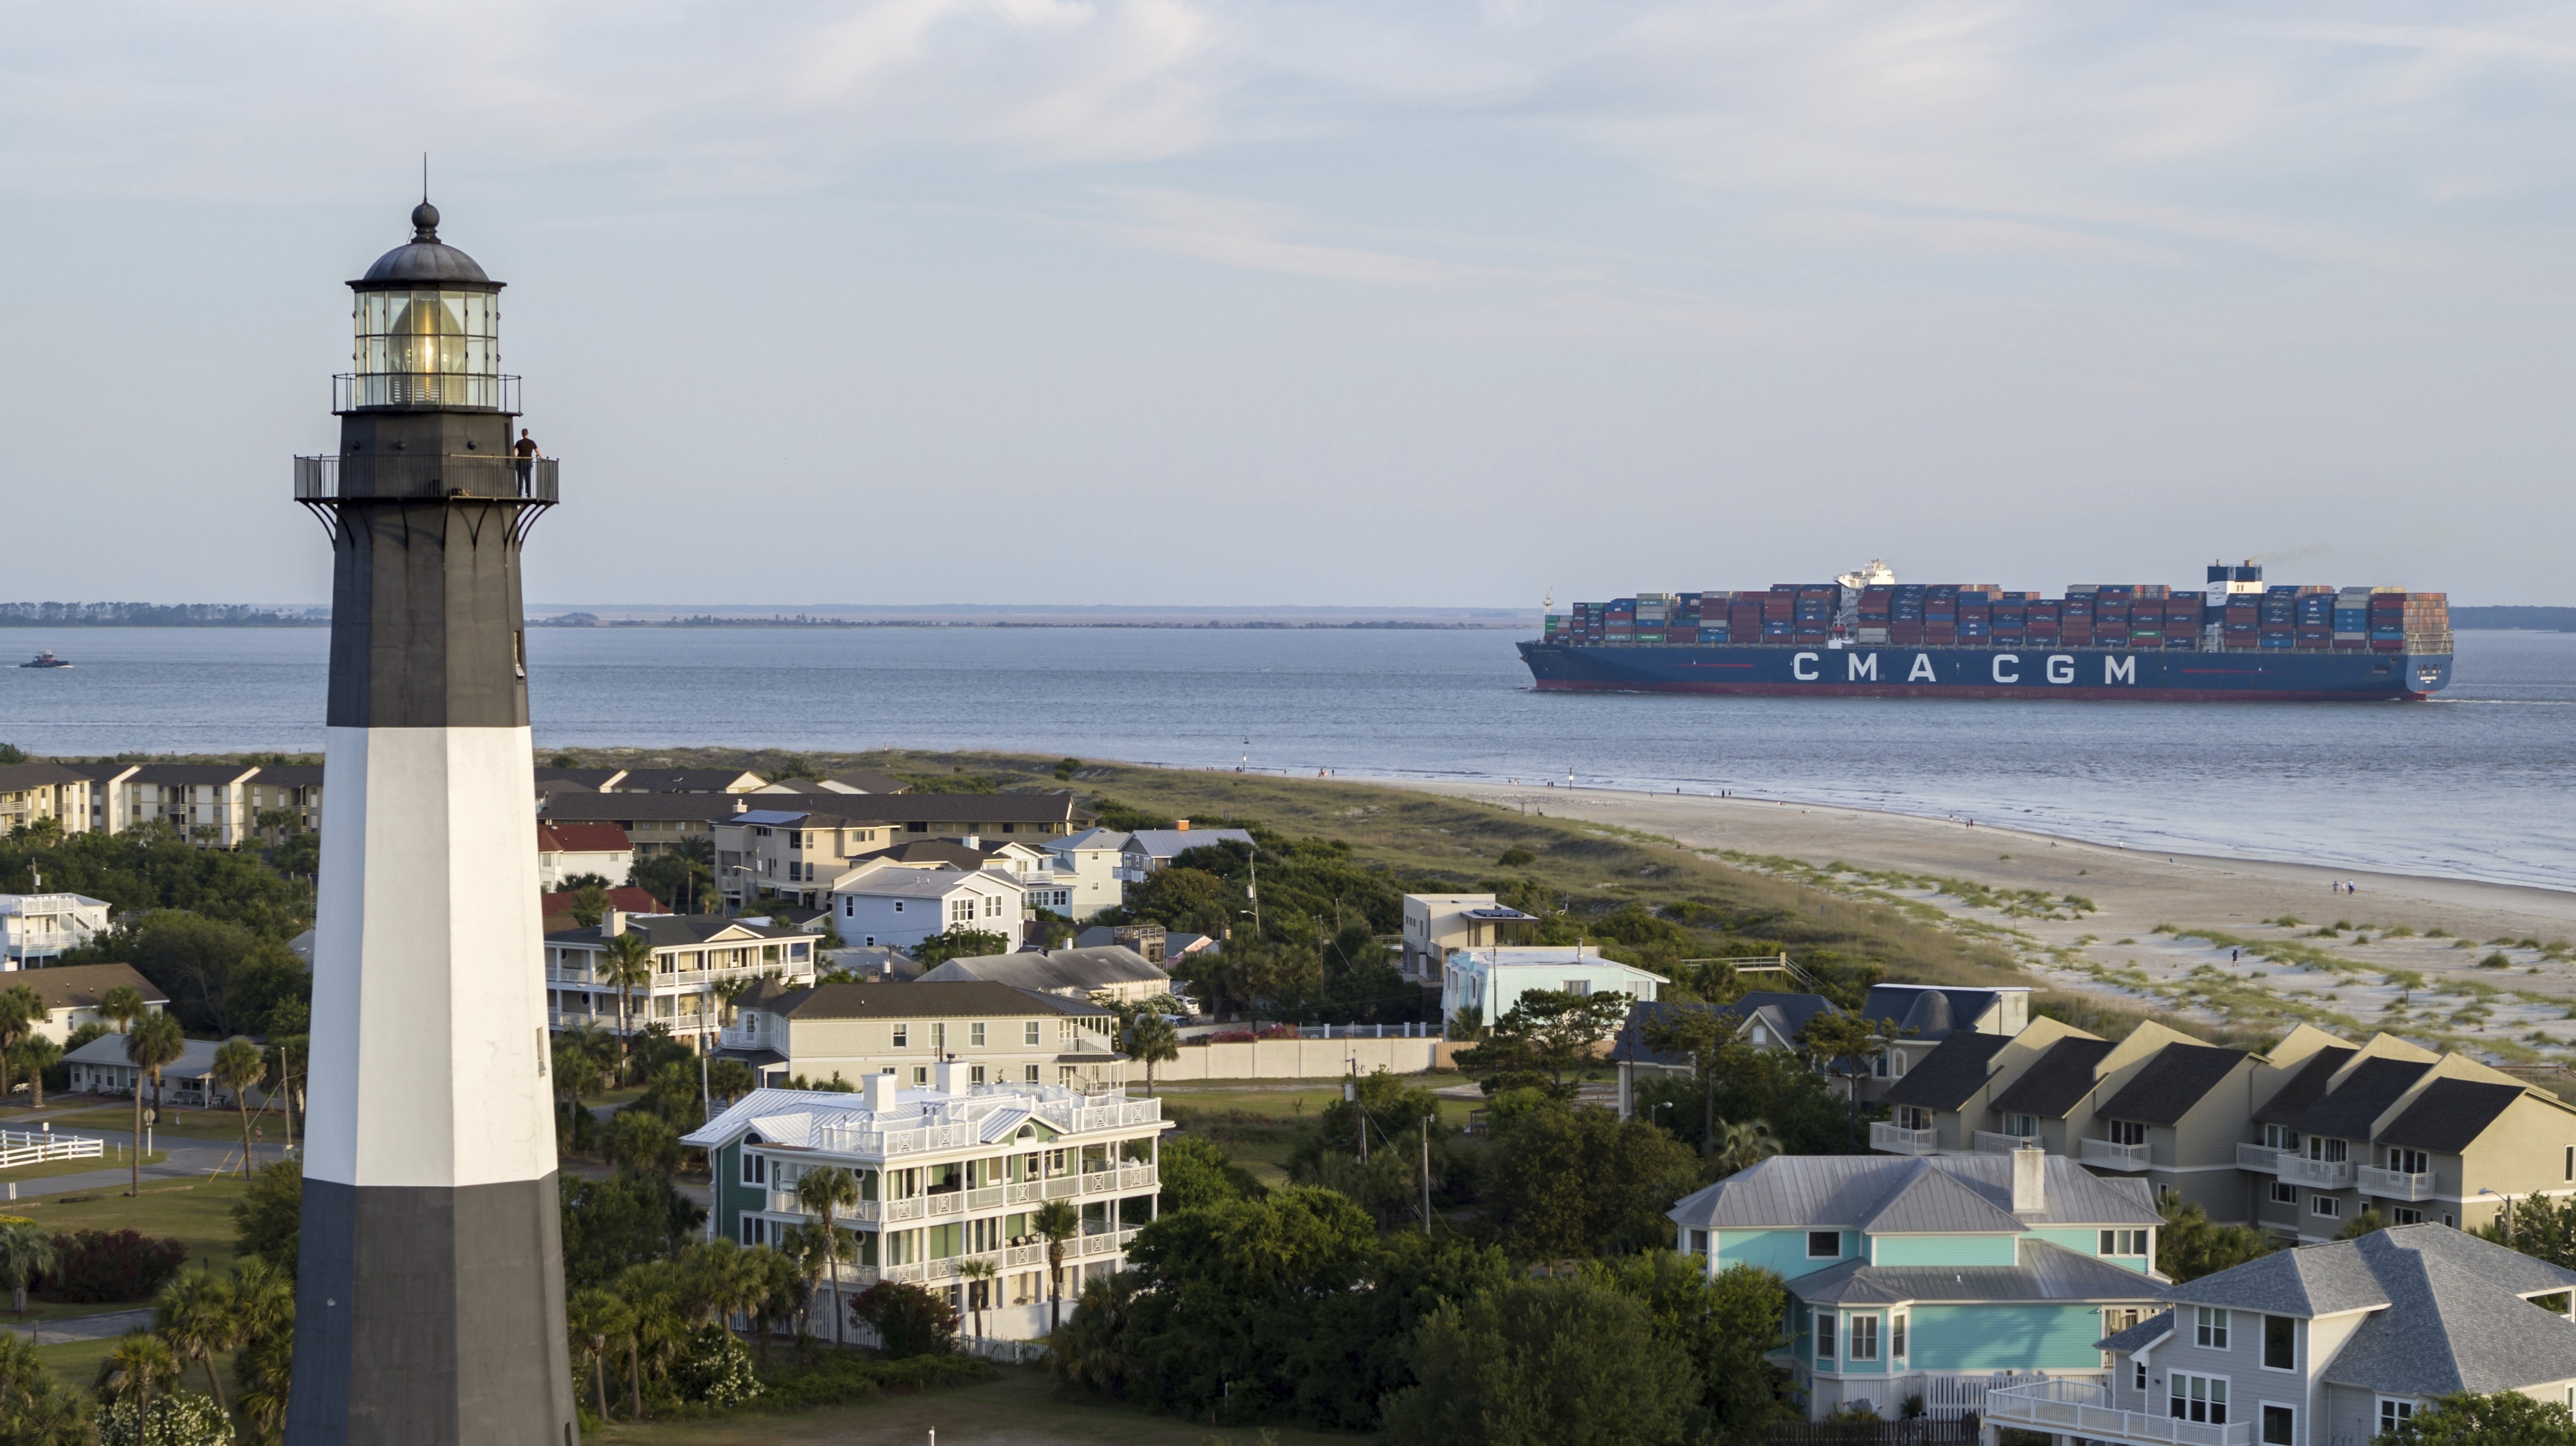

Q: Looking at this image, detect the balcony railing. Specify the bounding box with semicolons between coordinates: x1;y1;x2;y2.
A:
333;371;520;413
294;453;558;504
2357;1166;2434;1202
2235;1144;2282;1173
2277;1154;2356;1189
1871;1121;1938;1156
1974;1130;2039;1154
845;1230;1141;1288
2081;1139;2152;1171
1987;1381;2247;1446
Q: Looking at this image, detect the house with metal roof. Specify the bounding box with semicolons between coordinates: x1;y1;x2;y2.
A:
1988;1224;2576;1446
917;946;1171;1004
1672;1147;2166;1420
1118;825;1256;881
684;1075;1168;1344
1441;946;1666;1029
718;981;1125;1092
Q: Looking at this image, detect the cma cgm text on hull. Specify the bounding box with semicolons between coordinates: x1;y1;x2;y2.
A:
1522;561;2454;702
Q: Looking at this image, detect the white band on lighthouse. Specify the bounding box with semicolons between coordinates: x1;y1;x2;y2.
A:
305;725;553;1190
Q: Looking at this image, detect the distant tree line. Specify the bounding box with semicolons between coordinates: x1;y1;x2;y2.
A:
0;603;326;626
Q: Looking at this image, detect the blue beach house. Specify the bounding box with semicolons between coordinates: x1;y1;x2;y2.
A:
1669;1146;2166;1419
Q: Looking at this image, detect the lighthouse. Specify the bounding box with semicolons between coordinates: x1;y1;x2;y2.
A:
288;202;575;1444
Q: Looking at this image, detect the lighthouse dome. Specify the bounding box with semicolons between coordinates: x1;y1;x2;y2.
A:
357;201;495;288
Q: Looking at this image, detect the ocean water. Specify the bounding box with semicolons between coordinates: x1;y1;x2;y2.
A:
3;627;2570;888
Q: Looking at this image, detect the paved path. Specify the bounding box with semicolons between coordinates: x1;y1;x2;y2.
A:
1;1307;152;1346
0;1125;295;1203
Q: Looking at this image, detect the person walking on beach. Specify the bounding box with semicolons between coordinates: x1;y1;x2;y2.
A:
513;427;540;494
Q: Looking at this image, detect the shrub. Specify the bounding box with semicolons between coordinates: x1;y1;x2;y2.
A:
1496;847;1537;868
755;1352;997;1410
671;1325;762;1407
44;1230;189;1304
99;1389;231;1446
847;1280;957;1359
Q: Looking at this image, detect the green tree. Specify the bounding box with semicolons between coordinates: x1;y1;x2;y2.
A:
602;1110;680;1175
1382;1276;1697;1446
0;986;40;1105
152;1266;238;1413
566;883;612;929
212;1036;265;1178
601;931;656;1073
1158;1135;1264;1214
1458;988;1633;1096
2340;1209;2390;1240
93;1331;181;1430
1639;1003;1731;1148
124;1011;186;1198
2480;1192;2576;1266
1588;1249;1794;1436
1287;1070;1461;1230
1480;1101;1703;1260
1794;1009;1902;1151
1710;1119;1783;1177
848;1280;958;1358
98;986;147;1035
0;1222;58;1316
228;1256;295;1446
955;1256;998;1343
795;1166;861;1341
561;1171;701;1290
1035;1198;1080;1334
1125;1012;1180;1094
0;1329;91;1444
2158;1189;2275;1282
233;1159;302;1275
913;927;1009;968
2378;1391;2576;1446
12;1034;60;1109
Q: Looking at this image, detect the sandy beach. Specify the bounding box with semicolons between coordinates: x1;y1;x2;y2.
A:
1396;779;2576;1055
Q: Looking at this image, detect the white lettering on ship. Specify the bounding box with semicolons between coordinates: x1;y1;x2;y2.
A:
2106;654;2137;685
1908;654;1937;683
1992;654;2020;684
1793;652;1820;681
2048;655;2075;684
1848;653;1879;681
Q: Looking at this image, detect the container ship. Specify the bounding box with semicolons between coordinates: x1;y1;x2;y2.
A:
1520;562;2453;701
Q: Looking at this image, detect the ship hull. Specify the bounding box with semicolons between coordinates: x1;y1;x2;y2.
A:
1518;642;2450;701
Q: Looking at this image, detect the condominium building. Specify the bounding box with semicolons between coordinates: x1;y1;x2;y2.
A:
0;895;114;968
684;1074;1168;1342
543;912;819;1047
0;763;93;835
719;980;1125;1091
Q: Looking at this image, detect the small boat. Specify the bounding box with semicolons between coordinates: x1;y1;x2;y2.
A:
18;651;70;669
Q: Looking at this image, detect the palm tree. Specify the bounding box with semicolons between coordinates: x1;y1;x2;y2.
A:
229;1259;296;1446
1034;1198;1079;1334
956;1257;998;1344
212;1037;264;1178
98;986;146;1036
1710;1119;1783;1178
123;1013;185;1197
0;1221;58;1316
153;1266;238;1412
602;931;657;1075
13;1035;60;1109
94;1330;180;1437
0;984;42;1104
566;1287;633;1422
794;1166;861;1344
1123;1012;1179;1095
747;1242;805;1366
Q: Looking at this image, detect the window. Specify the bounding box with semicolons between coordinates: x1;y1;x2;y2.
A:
892;1024;909;1049
2169;1373;2228;1424
2100;1229;2148;1256
2310;1194;2342;1219
739;1217;768;1247
2380;1401;2415;1434
970;1065;987;1085
1875;1052;1890;1078
1752;1025;1768;1046
1690;1229;1710;1257
2306;1137;2348;1163
2565;1145;2572;1183
2388;1148;2428;1176
912;1066;929;1085
2005;1114;2038;1138
1024;1022;1041;1046
2261;1404;2295;1446
741;1152;767;1186
970;1022;987;1047
2391;1207;2423;1225
2262;1315;2294;1371
2136;1361;2148;1393
1814;1309;1834;1359
1563;980;1590;995
2195;1307;2229;1350
1808;1231;1841;1259
1848;1315;1879;1361
1023;1064;1040;1083
2270;1181;2298;1206
2106;1120;2147;1147
1891;1312;1907;1359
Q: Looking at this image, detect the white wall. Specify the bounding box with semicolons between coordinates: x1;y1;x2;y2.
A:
1147;1037;1453;1081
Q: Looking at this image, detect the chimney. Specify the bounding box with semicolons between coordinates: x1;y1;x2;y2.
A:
934;1058;962;1094
733;797;747;814
2011;1144;2046;1214
1174;819;1189;831
863;1071;898;1111
962;834;979;850
603;909;625;937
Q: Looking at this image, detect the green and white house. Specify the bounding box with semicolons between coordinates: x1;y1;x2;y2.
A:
1669;1146;2166;1419
683;1070;1169;1345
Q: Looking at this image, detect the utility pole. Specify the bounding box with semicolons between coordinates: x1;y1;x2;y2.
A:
1248;857;1260;937
1420;1113;1431;1234
1347;1072;1365;1165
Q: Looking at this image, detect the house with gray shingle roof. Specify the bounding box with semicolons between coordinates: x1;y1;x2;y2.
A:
1669;1147;2165;1420
1991;1224;2576;1446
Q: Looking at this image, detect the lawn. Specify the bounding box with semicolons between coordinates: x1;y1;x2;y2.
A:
0;1149;168;1186
0;1176;247;1335
596;1364;1367;1446
30;1103;276;1145
1153;1082;1486;1188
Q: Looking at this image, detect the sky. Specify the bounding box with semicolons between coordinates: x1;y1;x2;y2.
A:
3;2;2573;607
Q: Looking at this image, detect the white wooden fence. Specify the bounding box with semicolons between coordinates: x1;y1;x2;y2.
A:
0;1130;101;1169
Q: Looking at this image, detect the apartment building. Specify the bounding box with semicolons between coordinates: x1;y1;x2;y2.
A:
1674;1148;2164;1421
717;980;1125;1091
544;912;820;1047
1861;984;2034;1089
69;763;261;844
538;792;732;860
714;798;1092;911
1399;894;1538;982
243;765;325;839
1994;1225;2576;1446
0;894;113;967
685;1074;1167;1342
0;763;93;835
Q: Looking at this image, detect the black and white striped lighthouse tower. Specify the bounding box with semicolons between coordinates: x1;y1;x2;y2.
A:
286;201;576;1444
